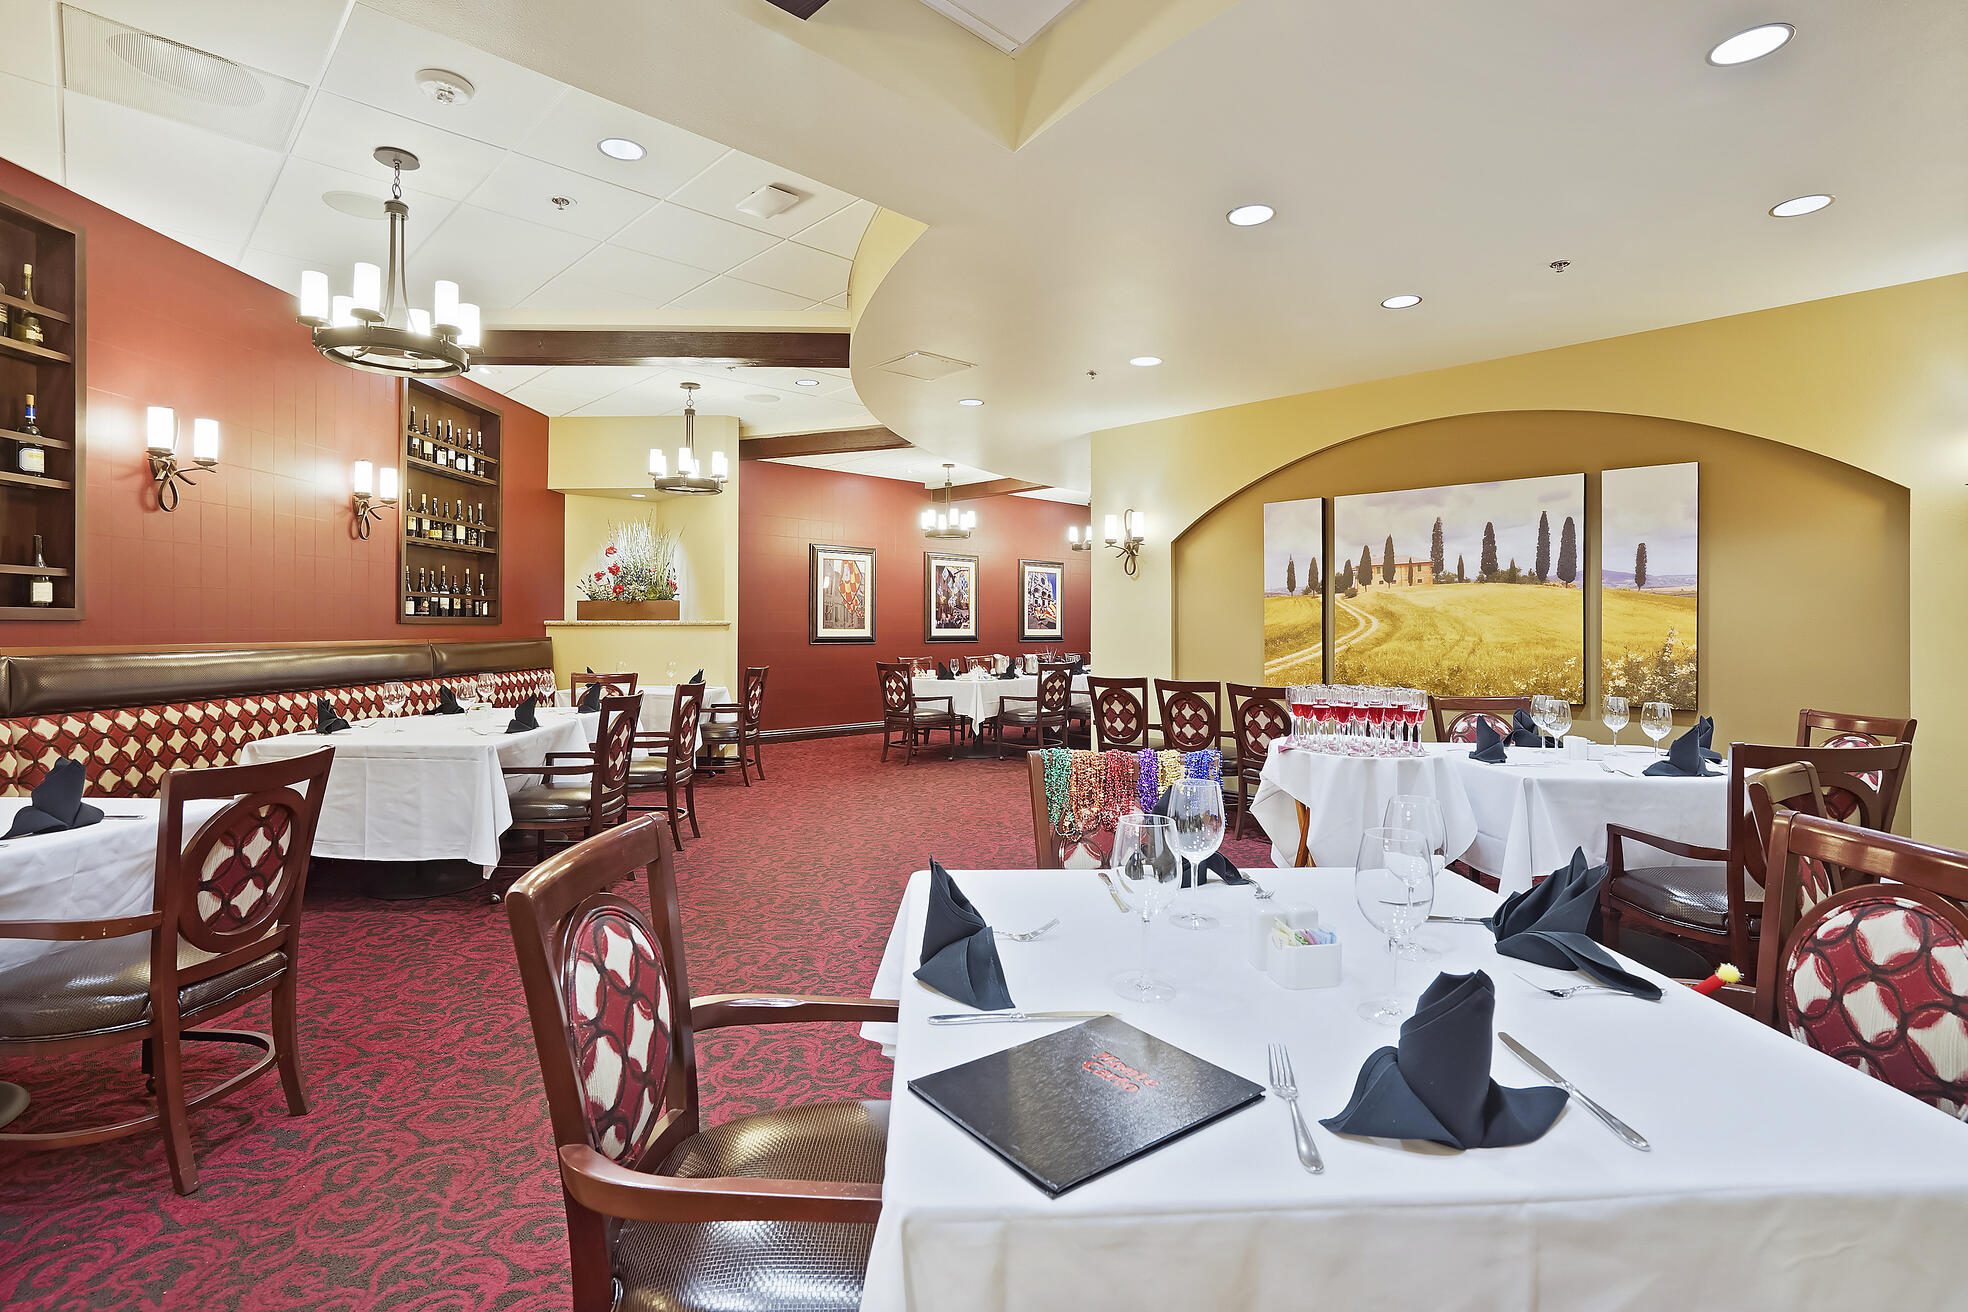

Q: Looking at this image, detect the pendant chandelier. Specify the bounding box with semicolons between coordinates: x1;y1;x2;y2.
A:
648;382;728;494
295;147;479;378
920;464;976;539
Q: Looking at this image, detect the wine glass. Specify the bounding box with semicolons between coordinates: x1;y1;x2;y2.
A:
1353;826;1434;1024
1642;701;1674;754
381;680;406;730
1383;795;1447;956
1167;778;1226;931
666;661;679;685
1544;696;1572;745
1111;813;1182;1003
477;673;497;708
1287;684;1313;747
1529;694;1553;748
1602;694;1629;749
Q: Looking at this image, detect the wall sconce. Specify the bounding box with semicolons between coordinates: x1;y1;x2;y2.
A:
1066;523;1095;553
351;459;400;539
1104;509;1147;576
146;406;219;511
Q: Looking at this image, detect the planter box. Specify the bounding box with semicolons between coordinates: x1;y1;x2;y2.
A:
577;600;681;621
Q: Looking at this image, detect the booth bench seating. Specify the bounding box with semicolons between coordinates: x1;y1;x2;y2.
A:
0;639;554;797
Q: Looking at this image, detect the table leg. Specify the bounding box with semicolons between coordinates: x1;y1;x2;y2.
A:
1294;801;1314;868
0;1081;27;1130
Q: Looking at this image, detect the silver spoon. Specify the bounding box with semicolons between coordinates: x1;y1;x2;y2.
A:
994;917;1060;942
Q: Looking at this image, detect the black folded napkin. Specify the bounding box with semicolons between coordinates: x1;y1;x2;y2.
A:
577;680;603;713
1468;715;1509;764
1070;659;1087;676
689;669;705;684
913;860;1015;1011
4;757;104;838
1485;848;1662;1000
428;685;465;715
1644;726;1715;777
1695;715;1723;763
506;695;540;735
1321;970;1567;1149
316;698;351;734
1510;708;1554;748
936;661;953;679
1148;786;1247;887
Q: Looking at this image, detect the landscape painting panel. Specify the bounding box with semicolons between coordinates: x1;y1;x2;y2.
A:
1331;474;1585;700
1601;462;1698;709
1262;497;1324;684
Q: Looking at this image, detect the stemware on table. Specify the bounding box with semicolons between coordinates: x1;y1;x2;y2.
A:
1544;696;1572;744
1602;695;1630;749
1641;701;1674;754
1111;812;1182;1003
1352;826;1435;1024
1168;777;1226;931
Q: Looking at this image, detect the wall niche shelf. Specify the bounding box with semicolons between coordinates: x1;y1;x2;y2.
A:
0;186;83;621
398;378;502;625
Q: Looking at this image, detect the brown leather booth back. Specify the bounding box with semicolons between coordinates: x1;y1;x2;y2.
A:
432;638;555;678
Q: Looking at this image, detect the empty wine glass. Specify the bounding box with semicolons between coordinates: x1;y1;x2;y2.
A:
1354;826;1434;1024
381;681;406;718
1603;694;1630;749
1642;701;1674;754
1167;777;1226;931
667;661;679;685
476;672;497;709
1529;694;1554;748
1545;697;1572;744
1112;813;1182;1003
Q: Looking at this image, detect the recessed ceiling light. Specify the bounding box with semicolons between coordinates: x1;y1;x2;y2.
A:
794;377;821;386
631;492;646;498
1129;356;1162;367
1380;294;1422;309
1226;204;1275;227
958;397;984;406
597;137;645;161
1707;22;1794;66
416;68;475;105
1769;193;1834;218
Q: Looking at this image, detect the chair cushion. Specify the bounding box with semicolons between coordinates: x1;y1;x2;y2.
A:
510;782;594;822
616;1100;888;1312
1612;862;1757;933
0;937;286;1040
699;723;742;741
626;757;674;786
998;706;1063;725
908;711;959;727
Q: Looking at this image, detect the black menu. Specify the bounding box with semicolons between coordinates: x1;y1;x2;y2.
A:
909;1015;1265;1197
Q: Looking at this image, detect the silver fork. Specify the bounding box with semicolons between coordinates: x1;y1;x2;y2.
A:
994;917;1060;942
1266;1043;1324;1174
1512;971;1629;999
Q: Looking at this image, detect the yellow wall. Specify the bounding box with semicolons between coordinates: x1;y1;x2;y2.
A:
1089;273;1968;840
1175;411;1910;754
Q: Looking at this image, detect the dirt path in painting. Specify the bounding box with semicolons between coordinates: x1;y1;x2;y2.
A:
1330;594;1378;657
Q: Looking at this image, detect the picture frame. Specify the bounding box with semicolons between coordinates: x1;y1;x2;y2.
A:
924;551;979;642
809;543;876;644
1018;558;1066;641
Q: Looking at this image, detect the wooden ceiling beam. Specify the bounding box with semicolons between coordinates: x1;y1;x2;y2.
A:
474;329;849;369
950;478;1048;501
739;427;910;460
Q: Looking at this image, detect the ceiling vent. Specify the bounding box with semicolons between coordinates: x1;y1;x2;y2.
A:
877;350;975;380
61;5;306;151
736;183;804;220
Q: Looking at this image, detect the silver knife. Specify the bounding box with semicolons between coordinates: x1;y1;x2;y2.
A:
1499;1033;1650;1151
929;1010;1112;1026
1094;870;1131;913
1427;915;1489;925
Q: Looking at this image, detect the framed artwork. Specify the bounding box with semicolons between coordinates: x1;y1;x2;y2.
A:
809;544;875;644
1331;473;1586;700
1018;559;1065;641
1261;496;1325;684
924;551;979;642
1601;462;1699;709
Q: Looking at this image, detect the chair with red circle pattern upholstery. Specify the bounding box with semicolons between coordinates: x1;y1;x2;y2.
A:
1227;683;1291;839
505;815;894;1312
0;747;335;1195
1795;709;1917;822
1429;695;1531;744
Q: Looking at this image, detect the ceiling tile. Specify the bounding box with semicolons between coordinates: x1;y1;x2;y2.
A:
409;203;595;307
791;198;877;258
0;1;56;84
290;92;507;202
522;244;711;310
725;366;858;398
613;201;778;273
461;363;549;393
0;71;61;182
664;275;813;312
729;240;851;302
248;155;457;270
665;150;855;237
824;293;848;309
467;153;656;239
238;246;312;298
510;87;731;199
62;90;282;248
1013;486;1091;505
320;5;567;147
509;365;655;416
79;0;350;85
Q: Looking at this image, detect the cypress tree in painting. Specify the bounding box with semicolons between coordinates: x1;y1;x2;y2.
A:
1634;542;1649;590
1284;554;1296;596
1382;535;1395;587
1430;516;1445;581
1306;557;1321;594
1338;559;1354;591
1534;511;1551;583
1557;516;1577;586
1456;553;1465;582
1480;522;1499;579
1359;545;1373;587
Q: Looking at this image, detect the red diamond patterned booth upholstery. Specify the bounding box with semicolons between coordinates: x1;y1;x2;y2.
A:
0;639;554;797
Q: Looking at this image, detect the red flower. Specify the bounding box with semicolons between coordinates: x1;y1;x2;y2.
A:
593;571;604;581
605;545;616;555
612;583;625;595
607;563;620;575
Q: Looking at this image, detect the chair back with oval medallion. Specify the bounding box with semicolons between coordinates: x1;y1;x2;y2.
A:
877;662;914;717
1756;812;1968;1118
165;751;334;957
1430;695;1529;744
572;672;639;700
591;694;642;829
1154;680;1222;753
1794;710;1916;824
1227;683;1290;839
1036;662;1072;713
1087;677;1151;750
1746;762;1844;912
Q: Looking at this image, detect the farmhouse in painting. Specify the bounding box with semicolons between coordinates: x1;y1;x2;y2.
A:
1364;557;1434;587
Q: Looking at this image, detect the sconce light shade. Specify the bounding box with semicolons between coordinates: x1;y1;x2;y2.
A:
377;465;399;503
146;405;176;454
352;459;375;496
191;418;220;466
351;458;398;539
147;408;217;511
1103;513;1120;545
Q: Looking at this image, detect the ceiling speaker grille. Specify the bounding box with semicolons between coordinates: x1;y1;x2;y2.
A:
61;5;305;151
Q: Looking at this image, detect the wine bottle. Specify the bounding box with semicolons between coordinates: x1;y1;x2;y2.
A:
20;263;33;305
417;567;431;616
403;565;416;618
16;393;45;475
28;534;54;606
0;273;9;338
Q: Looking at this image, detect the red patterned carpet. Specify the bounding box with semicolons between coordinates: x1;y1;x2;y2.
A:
0;736;1273;1311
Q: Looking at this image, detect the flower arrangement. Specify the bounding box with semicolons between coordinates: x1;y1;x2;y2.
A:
577;520;680;602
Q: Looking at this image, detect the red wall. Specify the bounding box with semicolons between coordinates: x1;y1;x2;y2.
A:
740;459;1092;730
0;158;560;649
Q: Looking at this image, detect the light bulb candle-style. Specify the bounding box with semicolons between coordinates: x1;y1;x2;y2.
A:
298;270;330;325
191;418;220;467
350;458;397;539
146;405;176;454
146;408;218;511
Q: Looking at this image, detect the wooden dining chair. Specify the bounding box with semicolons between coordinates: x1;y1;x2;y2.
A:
701;666;769;786
572;671;640;699
627;683;707;850
1602;740;1912;980
1087;677;1153;750
877;662;963;763
902;656;937;677
0;748;334;1194
504;815;894;1312
1226;683;1290;839
498;694;641;899
1430;695;1530;743
1795;709;1917;822
1154;679;1223;754
995;662;1075;758
1754;811;1968;1117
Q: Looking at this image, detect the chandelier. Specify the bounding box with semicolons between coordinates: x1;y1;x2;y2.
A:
920;464;976;539
648;382;728;494
295;147;479;377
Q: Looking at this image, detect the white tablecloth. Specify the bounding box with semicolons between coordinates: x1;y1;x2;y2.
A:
914;675;1092;730
237;710;590;868
558;684;729;754
0;797;227;975
1252;742;1728;893
862;869;1968;1312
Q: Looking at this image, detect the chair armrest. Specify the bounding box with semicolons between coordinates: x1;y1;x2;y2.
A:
501;762;597;777
913;696;955;712
691;994;900;1031
705;703;742;715
558;1144;881;1224
0;912;160;942
543;751;596;764
1606;823;1729;869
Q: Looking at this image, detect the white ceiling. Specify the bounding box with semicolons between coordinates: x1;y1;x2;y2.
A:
916;0;1086;54
765;447;1000;488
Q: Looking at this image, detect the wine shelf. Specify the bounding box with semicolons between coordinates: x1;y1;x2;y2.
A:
406;455;497;487
0;185;82;620
399;379;502;626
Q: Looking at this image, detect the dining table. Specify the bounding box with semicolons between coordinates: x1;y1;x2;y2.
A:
1250;740;1728;893
554;683;730;748
913;673;1093;732
860;867;1968;1311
